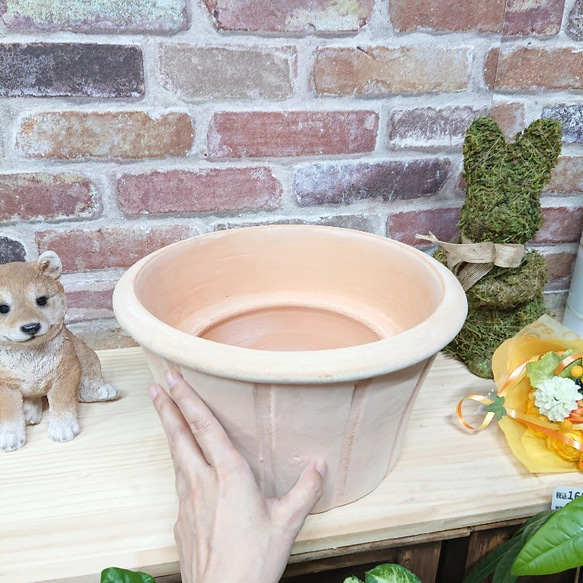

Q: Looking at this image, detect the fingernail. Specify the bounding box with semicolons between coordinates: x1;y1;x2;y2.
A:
148;384;159;400
314;459;327;479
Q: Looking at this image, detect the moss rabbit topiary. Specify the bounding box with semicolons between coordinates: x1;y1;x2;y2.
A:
434;116;562;378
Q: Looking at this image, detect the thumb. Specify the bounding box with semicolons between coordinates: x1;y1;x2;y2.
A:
273;460;327;531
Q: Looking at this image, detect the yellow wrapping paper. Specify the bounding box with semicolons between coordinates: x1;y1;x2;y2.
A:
492;315;583;473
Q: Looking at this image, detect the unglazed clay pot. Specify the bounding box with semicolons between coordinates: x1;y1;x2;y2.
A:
113;226;467;512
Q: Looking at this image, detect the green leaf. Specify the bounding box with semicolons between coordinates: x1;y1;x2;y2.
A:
100;567;156;583
493;511;554;582
462;512;554;583
462;536;520;583
491;536;522;583
364;563;421;583
484;394;507;420
463;511;554;583
518;510;554;542
513;495;583;576
526;351;574;388
343;577;363;583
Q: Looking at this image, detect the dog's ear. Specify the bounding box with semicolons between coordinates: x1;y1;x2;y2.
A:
37;251;63;279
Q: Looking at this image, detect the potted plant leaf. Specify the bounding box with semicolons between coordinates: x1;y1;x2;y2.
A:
344;564;420;583
102;563;421;582
463;494;583;581
101;567;155;583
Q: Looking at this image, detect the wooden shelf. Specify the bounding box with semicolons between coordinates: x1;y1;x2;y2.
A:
2;348;575;582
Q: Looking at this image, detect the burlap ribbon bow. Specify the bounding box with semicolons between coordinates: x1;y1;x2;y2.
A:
416;232;525;291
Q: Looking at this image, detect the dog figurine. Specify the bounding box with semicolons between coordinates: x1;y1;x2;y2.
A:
0;251;119;452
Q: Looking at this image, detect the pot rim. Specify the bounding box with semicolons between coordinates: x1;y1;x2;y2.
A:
113;225;467;384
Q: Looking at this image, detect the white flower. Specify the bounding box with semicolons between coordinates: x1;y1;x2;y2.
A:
533;377;581;422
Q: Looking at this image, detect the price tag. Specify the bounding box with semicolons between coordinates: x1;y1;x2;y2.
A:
551;486;583;510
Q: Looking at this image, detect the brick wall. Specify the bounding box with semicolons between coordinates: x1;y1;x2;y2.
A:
0;0;582;343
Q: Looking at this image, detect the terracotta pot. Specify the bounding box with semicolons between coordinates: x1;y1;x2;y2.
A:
113;226;466;512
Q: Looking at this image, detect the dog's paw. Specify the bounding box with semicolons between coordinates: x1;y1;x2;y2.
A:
48;412;80;443
78;381;120;403
96;383;120;401
0;422;26;452
23;398;43;425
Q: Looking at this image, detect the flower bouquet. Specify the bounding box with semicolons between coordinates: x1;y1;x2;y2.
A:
458;315;583;473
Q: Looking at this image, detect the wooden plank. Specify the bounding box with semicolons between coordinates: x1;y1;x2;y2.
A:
286;525;471;567
283;541;441;582
396;542;442;583
1;349;575;582
283;548;401;580
283;539;444;578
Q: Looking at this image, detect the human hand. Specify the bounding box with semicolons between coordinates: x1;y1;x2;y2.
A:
149;370;326;583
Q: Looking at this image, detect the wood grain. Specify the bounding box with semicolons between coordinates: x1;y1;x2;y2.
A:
1;348;577;582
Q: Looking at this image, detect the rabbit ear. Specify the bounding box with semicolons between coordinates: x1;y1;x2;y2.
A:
514;118;562;170
463;117;506;176
37;251;63;279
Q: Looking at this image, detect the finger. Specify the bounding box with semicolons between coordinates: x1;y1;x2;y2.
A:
149;383;208;472
272;460;326;532
166;370;240;468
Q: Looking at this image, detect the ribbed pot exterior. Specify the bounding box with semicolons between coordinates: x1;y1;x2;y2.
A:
113;226;467;512
143;349;433;512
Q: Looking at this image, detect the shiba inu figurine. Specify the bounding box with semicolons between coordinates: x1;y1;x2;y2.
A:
0;251;119;452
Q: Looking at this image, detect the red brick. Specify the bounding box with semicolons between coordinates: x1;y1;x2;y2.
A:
66;289;113;319
543;156;583;194
202;0;373;33
207;111;378;158
0;173;98;222
63;279;118;324
2;0;187;33
388;207;461;246
0;43;143;98
295;159;451;206
36;225;193;272
117;168;282;215
66;285;114;312
484;48;499;90
159;44;295;100
503;0;565;36
544;250;577;291
16;111;193;160
490;102;526;137
388;106;487;150
494;47;583;91
389;0;505;32
313;47;471;95
536;207;583;243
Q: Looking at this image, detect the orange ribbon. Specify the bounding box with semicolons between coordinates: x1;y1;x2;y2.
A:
457;353;583;453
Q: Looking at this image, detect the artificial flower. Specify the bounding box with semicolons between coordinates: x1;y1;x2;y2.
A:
524;393;550;438
526;351;569;388
568;402;583;425
533;376;581;422
545;430;583;463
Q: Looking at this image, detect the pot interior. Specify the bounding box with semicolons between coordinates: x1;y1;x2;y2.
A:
134;227;444;352
197;305;383;350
